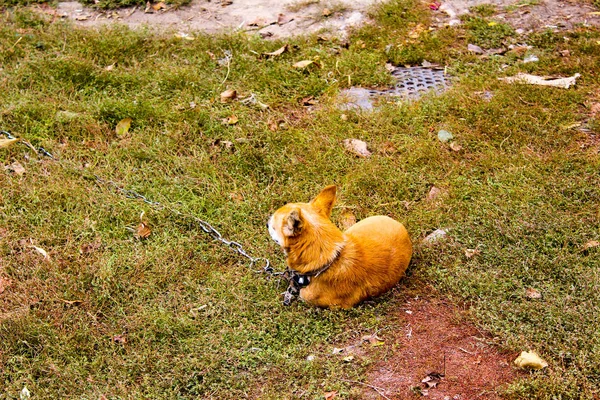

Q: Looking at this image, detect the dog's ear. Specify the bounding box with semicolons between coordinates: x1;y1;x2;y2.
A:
283;209;303;237
310;185;337;217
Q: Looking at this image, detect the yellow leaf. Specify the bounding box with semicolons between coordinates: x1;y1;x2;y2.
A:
115;118;132;137
263;45;288;58
0;138;18;149
152;1;166;10
514;350;548;370
488;21;498;26
226;115;238;125
293;60;314;69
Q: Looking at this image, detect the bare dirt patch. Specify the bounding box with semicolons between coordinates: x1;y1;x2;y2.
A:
53;0;378;38
362;291;521;399
47;0;600;38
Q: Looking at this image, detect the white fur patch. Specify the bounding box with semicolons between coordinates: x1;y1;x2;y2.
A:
268;215;283;246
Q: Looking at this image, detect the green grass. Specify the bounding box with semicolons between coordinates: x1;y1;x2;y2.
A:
1;1;600;398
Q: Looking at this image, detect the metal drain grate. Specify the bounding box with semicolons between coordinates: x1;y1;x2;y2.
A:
339;67;452;111
387;66;450;98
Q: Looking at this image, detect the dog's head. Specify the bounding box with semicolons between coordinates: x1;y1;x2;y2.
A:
268;185;337;247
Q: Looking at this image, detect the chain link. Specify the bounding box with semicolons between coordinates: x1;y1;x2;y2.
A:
3;130;279;278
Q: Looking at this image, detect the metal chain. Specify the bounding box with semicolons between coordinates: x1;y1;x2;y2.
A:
2;130;279;278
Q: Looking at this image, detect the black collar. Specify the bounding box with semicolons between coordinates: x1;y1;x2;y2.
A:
282;247;343;306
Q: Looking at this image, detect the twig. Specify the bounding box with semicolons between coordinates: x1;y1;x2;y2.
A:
220;52;232;87
459;347;477;355
340;379;391;400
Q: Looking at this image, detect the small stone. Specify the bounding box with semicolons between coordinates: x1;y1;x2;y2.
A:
437;130;454;143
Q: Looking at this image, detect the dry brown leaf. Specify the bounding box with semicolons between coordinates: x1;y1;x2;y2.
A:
426;186;443;202
449;142;463;151
584;240;600;250
342;138;371;157
0;277;13;294
112;334;127;344
361;333;384;346
292;60;314;69
301;96;318;106
0;137;19;149
136;211;151;239
62;299;84;306
464;248;480;258
324;391;338;400
220;89;237;103
5;162;25;176
342;355;355;362
263;44;288;58
277;13;294;25
75;15;90;20
115;117;132;137
322;7;332;17
525;288;542;299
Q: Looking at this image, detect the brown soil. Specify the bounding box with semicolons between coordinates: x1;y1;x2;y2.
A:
361;291;522;399
45;0;600;38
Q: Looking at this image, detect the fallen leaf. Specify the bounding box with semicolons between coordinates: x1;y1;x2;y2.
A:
136;212;151;239
584;240;600;250
292;60;315;69
220;89;237;103
332;347;345;354
499;73;581;89
221;0;232;6
342;138;371;157
339;210;356;230
361;333;385;346
20;386;31;400
449;142;463;151
525;288;542;299
5;162;25;176
423;228;447;244
590;103;600;118
263;44;288;58
421;372;444;388
488;21;498;26
206;51;216;60
514;350;548;370
0;276;13;294
322;8;332;17
62;299;84;306
324;391;338;400
301;96;318;106
0;137;19;148
151;1;166;10
115;117;132;137
426;186;443;202
277;13;294;25
31;245;49;260
559;49;570;57
75;15;90;21
343;355;355;362
468;43;484;54
464;248;480;258
112;334;127;344
224;115;238;125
